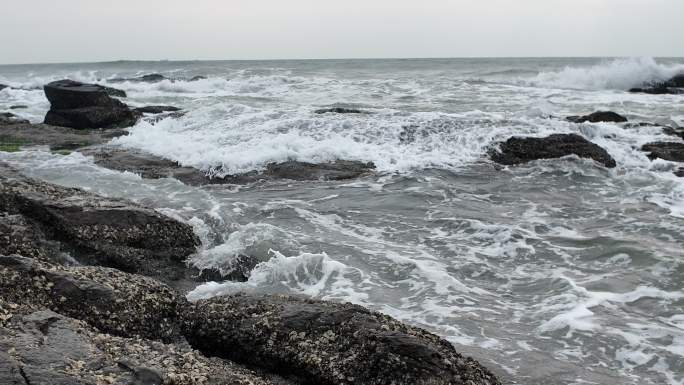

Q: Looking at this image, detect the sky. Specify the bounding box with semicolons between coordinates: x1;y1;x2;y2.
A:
1;0;682;64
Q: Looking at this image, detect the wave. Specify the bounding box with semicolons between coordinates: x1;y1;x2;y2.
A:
523;57;684;90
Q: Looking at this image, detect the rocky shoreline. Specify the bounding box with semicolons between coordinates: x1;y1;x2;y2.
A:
0;170;501;384
1;72;684;384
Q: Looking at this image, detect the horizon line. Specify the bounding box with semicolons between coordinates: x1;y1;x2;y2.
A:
2;55;684;67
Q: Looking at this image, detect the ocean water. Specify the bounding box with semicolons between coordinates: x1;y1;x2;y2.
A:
1;57;684;384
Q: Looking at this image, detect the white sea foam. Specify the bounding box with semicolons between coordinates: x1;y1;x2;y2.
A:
525;57;684;90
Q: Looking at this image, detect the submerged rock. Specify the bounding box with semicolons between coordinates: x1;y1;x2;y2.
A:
109;73;169;83
490;134;617;168
135;105;182;114
314;107;367;114
0;162;200;283
43;80;138;129
9;105;27;109
261;160;376;181
0;112;29;125
0;84;7;91
0;308;286;385
183;293;501;385
566;111;628;123
641;142;684;162
190;75;207;81
0;121;127;152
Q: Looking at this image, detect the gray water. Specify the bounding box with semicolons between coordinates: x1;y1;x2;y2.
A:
2;57;684;384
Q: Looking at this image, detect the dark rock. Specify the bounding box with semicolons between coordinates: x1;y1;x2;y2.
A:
101;85;127;98
0;213;64;263
662;126;684;140
0;255;184;341
86;147;375;185
675;168;684;177
0;112;29;125
628;74;684;94
314;107;366;114
45;106;138;129
0;307;285;385
190;75;207;81
0;121;127;152
135;105;182;114
43;80;138;129
0;84;7;91
83;147;227;186
110;74;168;83
9;105;27;109
196;254;261;282
641;142;684;162
261;160;376;181
0;162;200;283
183;293;501;385
566;111;628;123
489;134;617;168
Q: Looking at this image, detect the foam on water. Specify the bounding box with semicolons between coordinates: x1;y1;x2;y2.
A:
2;57;684;385
525;57;684;90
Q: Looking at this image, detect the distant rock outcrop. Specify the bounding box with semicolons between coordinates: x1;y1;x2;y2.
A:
566;111;628;123
629;74;684;94
315;107;367;114
43;80;138;129
490;133;617;168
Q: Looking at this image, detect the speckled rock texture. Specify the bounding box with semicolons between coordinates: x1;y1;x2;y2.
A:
183;293;501;385
489;134;617;168
0;308;289;385
0;162;200;282
0;255;184;342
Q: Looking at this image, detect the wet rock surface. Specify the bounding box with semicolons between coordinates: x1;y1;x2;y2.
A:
0;307;287;385
43;80;138;129
134;105;182;114
183;293;501;385
0;122;127;152
490;133;617;168
628;74;684;94
0;162;200;283
0;112;29;125
226;160;377;183
641;142;684;162
314;107;367;114
0;255;184;342
566;111;628;123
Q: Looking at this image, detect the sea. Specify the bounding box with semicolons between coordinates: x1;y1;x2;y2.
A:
1;57;683;384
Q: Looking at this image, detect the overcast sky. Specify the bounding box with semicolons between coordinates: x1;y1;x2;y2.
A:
1;0;682;64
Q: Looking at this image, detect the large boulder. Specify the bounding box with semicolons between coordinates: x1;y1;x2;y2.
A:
43;80;138;129
489;133;617;168
641;142;684;162
183;293;501;385
0;255;184;342
566;111;628;123
0;309;287;385
0;162;200;283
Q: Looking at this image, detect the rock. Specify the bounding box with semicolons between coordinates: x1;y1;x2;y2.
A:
9;105;27;109
45;106;139;129
0;112;29;125
0;84;7;91
0;213;65;263
183;293;501;385
190;75;207;81
0;121;127;152
629;74;684;94
489;134;617;168
196;254;261;282
87;147;375;185
110;74;168;83
662;126;684;140
102;85;127;98
641;142;684;162
314;107;367;114
0;162;200;283
135;105;182;114
83;147;227;186
566;111;628;123
0;308;286;385
43;80;138;129
0;255;184;341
